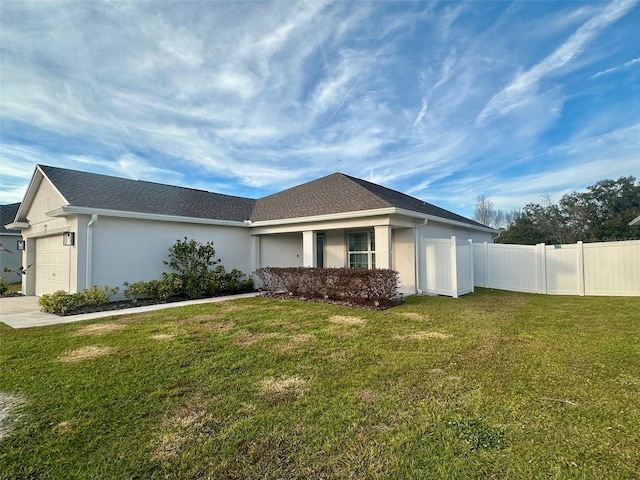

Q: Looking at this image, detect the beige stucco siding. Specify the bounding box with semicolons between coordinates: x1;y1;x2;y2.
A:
259;233;303;268
324;230;346;267
89;217;252;291
392;228;416;294
421;221;493;243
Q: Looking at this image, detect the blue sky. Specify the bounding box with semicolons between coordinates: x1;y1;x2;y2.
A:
1;0;639;219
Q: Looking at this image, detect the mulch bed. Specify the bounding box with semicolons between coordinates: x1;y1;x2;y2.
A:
65;296;190;316
263;292;403;310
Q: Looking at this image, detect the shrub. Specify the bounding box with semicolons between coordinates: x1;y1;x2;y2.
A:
78;286;119;306
39;291;82;315
0;278;8;295
165;238;221;299
39;286;119;315
124;274;182;302
255;267;399;307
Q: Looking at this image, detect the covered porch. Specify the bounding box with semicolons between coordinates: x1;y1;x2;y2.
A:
249;215;419;295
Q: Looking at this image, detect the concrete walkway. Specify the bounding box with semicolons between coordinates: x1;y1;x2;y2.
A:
0;292;261;329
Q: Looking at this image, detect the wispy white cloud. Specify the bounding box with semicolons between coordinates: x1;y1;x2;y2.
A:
477;0;638;125
1;0;638;217
591;57;640;78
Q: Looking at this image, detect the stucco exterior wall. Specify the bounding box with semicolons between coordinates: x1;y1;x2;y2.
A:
89;217;252;292
421;221;493;243
392;227;416;294
324;230;346;267
259;233;303;267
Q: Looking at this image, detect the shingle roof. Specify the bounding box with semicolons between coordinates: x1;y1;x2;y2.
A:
251;172;486;228
39;165;255;222
1;203;21;234
36;165;485;229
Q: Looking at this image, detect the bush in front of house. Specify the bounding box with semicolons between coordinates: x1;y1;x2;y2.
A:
255;267;399;307
160;238;254;299
123;238;255;302
123;274;184;302
39;286;119;315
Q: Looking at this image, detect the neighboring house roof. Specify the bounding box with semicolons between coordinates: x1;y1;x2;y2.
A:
15;165;488;230
1;203;21;235
630;215;640;226
39;165;256;222
252;172;487;228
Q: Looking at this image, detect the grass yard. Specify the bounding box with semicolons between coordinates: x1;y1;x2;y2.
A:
1;289;639;479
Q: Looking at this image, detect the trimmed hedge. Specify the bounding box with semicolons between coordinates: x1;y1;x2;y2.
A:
256;267;399;307
39;286;119;315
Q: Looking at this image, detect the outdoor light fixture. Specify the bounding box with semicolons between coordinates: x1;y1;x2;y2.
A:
62;231;75;246
17;240;26;251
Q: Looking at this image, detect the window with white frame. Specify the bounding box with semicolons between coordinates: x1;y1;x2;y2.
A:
348;231;375;269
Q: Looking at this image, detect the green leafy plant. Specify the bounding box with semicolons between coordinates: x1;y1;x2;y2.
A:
39;286;118;315
78;286;119;306
38;290;82;315
165;237;222;299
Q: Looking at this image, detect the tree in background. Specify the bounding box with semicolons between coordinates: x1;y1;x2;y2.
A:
497;176;640;244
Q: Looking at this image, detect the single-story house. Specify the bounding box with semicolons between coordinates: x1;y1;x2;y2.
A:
0;203;23;283
6;165;495;297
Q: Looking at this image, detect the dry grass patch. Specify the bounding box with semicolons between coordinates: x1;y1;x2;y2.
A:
180;314;220;324
151;333;175;341
53;419;77;435
328;350;350;361
393;331;452;340
0;392;25;440
276;334;317;352
259;376;308;403
356;388;380;404
74;323;126;336
232;330;282;346
463;334;499;366
329;315;366;326
152;401;212;462
58;346;115;363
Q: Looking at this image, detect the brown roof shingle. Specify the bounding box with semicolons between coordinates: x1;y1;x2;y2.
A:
36;166;485;228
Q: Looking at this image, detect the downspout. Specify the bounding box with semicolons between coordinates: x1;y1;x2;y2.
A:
86;214;98;289
414;219;428;294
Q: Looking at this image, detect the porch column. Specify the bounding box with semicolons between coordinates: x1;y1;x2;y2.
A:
302;230;314;267
374;225;392;269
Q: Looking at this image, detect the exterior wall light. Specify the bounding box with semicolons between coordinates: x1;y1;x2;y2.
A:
63;231;75;246
17;240;26;250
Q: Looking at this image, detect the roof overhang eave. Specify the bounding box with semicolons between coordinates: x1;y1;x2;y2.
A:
47;206;250;227
248;208;400;227
248;207;497;233
3;222;30;230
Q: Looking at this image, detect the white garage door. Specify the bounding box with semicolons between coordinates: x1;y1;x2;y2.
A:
35;235;71;295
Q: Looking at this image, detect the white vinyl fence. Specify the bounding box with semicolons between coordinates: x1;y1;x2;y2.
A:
419;237;640;297
473;240;640;296
418;236;474;298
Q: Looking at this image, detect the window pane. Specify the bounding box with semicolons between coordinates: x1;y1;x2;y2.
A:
349;253;368;269
316;233;324;268
348;232;369;252
371;253;376;269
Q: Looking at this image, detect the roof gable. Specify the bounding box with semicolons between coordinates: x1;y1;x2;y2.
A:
39;165;255;222
251;173;391;221
251;172;487;228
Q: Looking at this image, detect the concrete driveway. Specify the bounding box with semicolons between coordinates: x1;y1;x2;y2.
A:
0;292;261;329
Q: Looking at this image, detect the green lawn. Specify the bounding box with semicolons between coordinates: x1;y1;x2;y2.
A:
1;289;639;479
